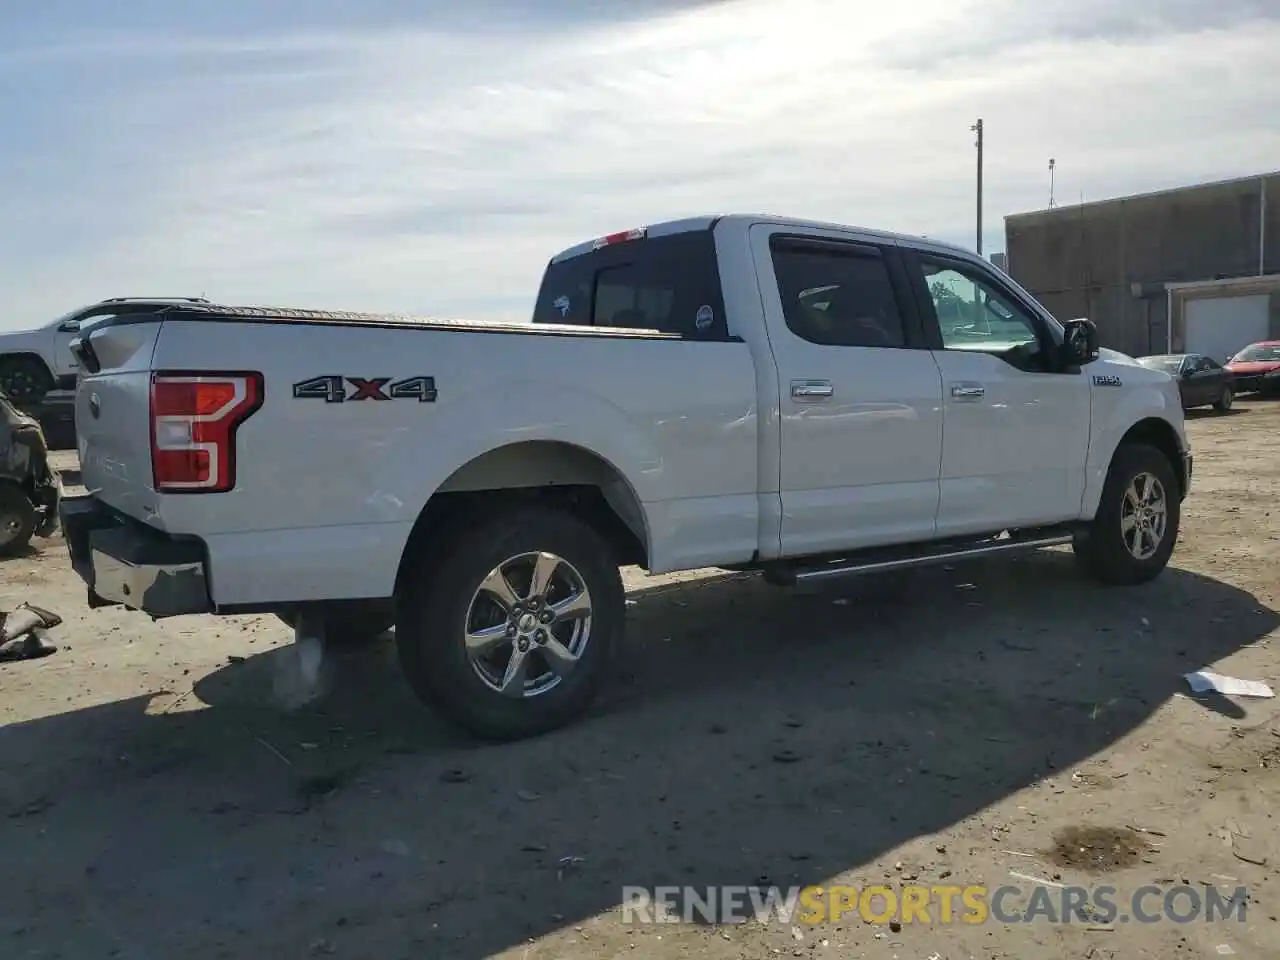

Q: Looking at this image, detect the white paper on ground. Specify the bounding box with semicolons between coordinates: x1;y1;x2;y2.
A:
1184;670;1275;699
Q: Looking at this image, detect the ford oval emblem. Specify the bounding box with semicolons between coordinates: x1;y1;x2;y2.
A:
89;393;101;419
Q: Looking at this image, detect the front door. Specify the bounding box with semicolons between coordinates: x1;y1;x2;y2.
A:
750;226;945;557
904;250;1092;536
1184;355;1225;405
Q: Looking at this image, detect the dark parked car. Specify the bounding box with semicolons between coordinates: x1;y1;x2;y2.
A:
1136;353;1234;413
1225;341;1280;396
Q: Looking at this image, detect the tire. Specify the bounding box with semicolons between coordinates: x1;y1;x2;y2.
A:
0;356;53;405
1215;387;1234;413
274;601;395;646
0;484;37;555
1072;443;1179;586
395;506;624;742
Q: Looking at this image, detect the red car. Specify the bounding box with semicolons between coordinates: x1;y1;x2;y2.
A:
1225;341;1280;396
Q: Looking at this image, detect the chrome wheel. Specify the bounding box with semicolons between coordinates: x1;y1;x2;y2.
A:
463;551;593;699
1120;472;1167;561
1220;388;1233;411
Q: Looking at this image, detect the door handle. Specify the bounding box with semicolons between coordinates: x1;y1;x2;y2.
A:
791;380;833;401
950;383;985;401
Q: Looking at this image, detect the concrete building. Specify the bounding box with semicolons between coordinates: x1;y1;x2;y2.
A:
1004;172;1280;358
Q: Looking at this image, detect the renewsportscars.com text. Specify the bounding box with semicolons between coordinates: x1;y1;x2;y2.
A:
621;883;1248;926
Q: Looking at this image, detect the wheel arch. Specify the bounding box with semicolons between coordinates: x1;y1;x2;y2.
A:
1114;417;1185;499
0;352;54;374
393;439;650;597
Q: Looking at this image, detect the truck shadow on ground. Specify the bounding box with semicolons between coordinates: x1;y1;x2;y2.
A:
1;551;1275;958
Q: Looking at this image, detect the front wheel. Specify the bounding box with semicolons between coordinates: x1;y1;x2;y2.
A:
1072;443;1179;586
1215;387;1234;413
396;507;623;741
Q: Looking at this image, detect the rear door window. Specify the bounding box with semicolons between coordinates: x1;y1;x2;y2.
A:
533;230;728;339
770;243;908;348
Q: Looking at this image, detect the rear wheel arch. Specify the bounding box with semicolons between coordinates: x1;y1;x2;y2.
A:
393;440;650;598
0;353;54;402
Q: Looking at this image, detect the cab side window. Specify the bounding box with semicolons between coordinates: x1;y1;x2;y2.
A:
918;255;1050;371
770;243;908;348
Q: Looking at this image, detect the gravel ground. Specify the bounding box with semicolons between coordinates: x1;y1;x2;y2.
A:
3;402;1280;959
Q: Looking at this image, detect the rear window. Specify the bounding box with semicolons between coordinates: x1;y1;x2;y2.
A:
533;230;728;340
1233;344;1280;362
1139;356;1184;374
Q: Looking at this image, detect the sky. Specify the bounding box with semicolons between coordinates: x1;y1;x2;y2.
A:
1;0;1278;329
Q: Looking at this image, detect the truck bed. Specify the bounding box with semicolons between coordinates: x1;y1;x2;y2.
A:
72;306;762;609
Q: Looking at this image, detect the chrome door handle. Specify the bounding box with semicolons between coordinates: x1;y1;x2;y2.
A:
950;383;985;401
791;380;833;401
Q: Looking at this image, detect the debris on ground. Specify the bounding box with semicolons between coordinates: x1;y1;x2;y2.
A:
1047;825;1150;872
1184;671;1275;699
0;602;61;661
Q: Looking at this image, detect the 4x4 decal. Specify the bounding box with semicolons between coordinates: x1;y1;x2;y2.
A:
292;375;437;403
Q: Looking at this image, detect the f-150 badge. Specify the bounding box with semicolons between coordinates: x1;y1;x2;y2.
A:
1092;374;1122;387
292;375;437;403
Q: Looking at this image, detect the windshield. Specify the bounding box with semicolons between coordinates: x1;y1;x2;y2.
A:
1138;356;1184;374
1232;344;1280;362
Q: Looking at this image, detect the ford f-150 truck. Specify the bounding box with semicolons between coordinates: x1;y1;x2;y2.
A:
59;214;1192;741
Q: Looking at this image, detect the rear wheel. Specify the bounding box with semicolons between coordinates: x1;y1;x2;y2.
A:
1215;387;1234;413
0;356;53;404
0;484;37;555
396;506;623;741
1072;443;1179;586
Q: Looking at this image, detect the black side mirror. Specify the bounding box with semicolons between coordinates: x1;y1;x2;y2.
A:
1060;317;1099;368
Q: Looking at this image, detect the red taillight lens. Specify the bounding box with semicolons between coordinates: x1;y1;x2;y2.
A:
150;372;263;493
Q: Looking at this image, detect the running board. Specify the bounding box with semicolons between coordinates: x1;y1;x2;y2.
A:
765;526;1081;587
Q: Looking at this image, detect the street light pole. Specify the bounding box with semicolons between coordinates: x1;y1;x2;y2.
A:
971;118;984;255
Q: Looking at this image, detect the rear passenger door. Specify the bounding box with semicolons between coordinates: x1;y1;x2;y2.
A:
750;227;945;557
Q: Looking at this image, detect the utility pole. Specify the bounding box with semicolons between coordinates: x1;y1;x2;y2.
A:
971;119;984;254
1048;158;1056;208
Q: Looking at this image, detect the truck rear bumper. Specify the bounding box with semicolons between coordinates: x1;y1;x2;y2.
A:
59;495;213;618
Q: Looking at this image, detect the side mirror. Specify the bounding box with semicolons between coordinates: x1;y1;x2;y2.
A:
1060;317;1099;367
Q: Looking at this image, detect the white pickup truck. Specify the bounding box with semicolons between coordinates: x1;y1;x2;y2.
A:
60;214;1192;740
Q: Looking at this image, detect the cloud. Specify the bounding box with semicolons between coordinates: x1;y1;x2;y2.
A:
0;0;1277;326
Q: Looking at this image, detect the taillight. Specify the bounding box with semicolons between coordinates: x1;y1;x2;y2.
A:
150;371;263;493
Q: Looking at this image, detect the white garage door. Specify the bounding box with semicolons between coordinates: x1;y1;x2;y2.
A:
1185;295;1270;362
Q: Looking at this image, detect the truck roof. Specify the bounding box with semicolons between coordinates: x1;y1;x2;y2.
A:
549;214;976;264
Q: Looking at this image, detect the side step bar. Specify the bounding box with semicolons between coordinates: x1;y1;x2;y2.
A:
764;525;1081;586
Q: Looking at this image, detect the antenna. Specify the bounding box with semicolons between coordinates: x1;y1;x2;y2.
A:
1048;158;1056;208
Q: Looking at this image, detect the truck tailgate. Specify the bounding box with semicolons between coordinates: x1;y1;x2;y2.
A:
74;320;164;524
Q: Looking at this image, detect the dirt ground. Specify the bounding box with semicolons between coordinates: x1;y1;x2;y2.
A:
3;403;1280;960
